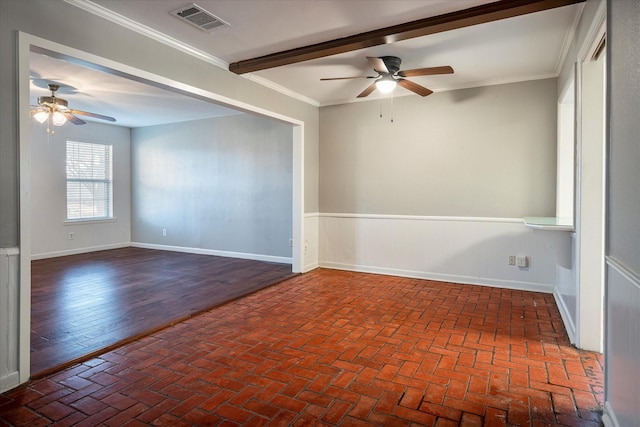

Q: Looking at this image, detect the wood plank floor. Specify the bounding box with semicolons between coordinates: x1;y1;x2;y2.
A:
30;247;296;377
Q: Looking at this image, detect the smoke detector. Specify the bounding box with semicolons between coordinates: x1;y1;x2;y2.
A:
171;3;229;32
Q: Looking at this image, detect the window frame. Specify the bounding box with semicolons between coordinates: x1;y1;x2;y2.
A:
65;140;114;222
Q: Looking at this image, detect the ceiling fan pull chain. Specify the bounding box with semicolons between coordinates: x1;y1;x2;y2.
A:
390;93;394;123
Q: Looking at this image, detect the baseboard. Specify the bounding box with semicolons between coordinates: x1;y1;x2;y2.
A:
131;242;292;265
31;243;130;260
602;401;620;427
303;261;319;273
319;261;554;294
553;287;577;345
0;371;20;394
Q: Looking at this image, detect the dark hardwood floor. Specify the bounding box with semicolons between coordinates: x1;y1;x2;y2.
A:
30;247;296;377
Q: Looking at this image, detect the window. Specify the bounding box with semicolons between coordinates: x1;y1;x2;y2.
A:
66;140;113;220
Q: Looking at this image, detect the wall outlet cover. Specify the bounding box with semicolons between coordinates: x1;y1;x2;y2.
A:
516;255;529;268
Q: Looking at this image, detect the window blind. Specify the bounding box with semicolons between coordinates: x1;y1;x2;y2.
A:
66;140;113;220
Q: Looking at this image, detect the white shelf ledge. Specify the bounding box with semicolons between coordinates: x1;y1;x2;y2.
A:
524;217;574;231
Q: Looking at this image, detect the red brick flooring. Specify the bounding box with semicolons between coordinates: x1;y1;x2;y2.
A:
1;269;604;426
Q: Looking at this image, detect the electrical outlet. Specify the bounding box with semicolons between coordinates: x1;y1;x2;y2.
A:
516;256;529;268
289;239;293;247
162;228;167;237
304;240;308;253
508;255;516;266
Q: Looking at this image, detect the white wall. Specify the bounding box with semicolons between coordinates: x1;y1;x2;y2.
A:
556;79;575;221
30;121;131;259
131;114;293;262
304;213;320;272
0;248;19;392
319;214;567;293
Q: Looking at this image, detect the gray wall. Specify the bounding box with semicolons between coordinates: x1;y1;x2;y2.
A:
606;2;640;273
320;79;557;217
131;114;293;257
0;0;319;249
31;121;131;257
605;0;640;425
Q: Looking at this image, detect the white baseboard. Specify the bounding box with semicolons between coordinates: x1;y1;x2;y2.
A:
30;242;293;265
131;242;292;265
320;261;554;294
0;371;20;394
31;243;130;260
553;287;577;345
303;261;320;273
602;401;620;427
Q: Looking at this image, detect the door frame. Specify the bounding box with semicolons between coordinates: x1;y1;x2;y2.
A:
574;1;606;351
17;32;306;383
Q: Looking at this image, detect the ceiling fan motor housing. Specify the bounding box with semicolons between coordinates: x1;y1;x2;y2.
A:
37;96;68;108
380;56;402;74
38;84;69;108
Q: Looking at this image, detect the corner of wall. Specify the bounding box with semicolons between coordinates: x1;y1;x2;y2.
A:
0;247;20;392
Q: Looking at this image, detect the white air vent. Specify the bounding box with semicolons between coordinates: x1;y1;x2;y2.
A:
171;3;229;32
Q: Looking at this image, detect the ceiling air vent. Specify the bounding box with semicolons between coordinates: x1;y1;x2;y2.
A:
171;3;229;32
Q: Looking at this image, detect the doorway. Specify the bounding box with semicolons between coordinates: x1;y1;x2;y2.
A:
18;32;305;383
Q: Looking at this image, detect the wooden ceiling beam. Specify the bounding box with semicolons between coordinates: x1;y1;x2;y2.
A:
229;0;584;74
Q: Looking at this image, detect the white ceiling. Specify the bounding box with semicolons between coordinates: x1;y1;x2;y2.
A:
30;0;583;127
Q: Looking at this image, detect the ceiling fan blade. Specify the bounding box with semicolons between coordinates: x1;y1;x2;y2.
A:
397;66;454;78
367;56;389;74
356;82;377;98
397;79;433;97
63;112;86;125
320;76;375;81
70;109;116;122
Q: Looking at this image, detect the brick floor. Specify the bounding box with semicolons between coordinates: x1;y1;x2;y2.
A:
0;269;604;426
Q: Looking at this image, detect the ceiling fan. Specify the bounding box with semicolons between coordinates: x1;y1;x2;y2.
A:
30;83;116;128
321;56;454;98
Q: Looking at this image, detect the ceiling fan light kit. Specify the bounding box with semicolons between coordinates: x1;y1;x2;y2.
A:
31;106;68;135
32;110;50;124
30;83;116;134
51;111;68;126
375;75;397;94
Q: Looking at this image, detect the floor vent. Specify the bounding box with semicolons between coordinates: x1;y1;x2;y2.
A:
171;3;229;32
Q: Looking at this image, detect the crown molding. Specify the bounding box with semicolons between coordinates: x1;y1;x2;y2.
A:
319;72;559;107
64;0;320;107
555;2;585;74
242;74;320;107
64;0;229;69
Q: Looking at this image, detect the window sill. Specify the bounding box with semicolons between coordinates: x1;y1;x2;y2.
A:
64;218;117;226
